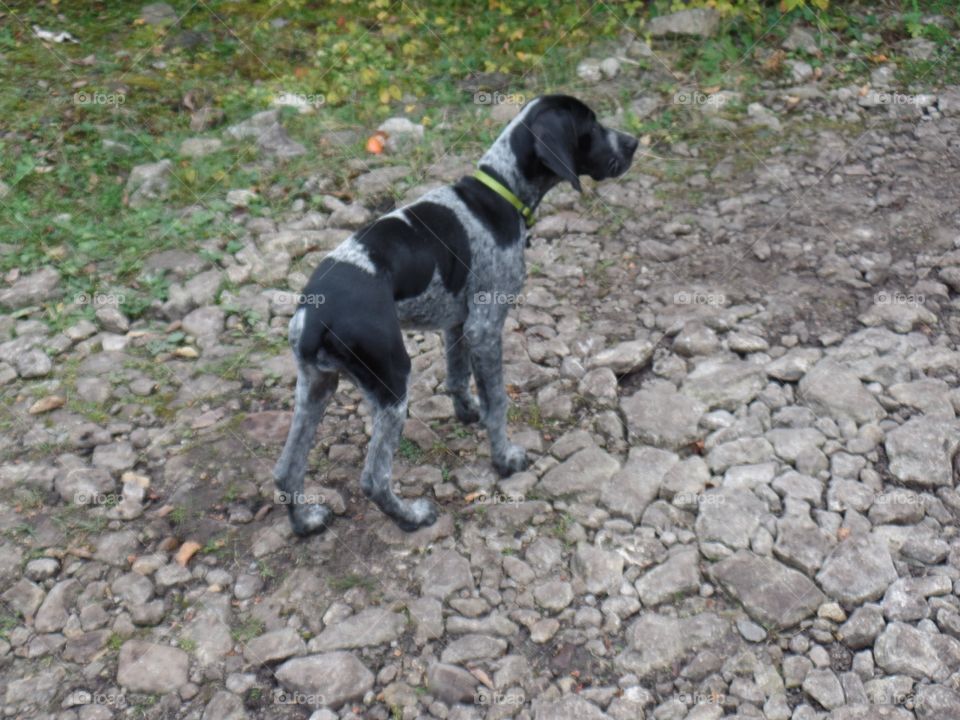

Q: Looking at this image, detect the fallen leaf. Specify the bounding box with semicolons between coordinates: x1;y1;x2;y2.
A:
470;667;495;689
366;132;386;154
837;526;851;541
29;396;65;414
464;491;485;503
175;540;202;566
173;346;198;358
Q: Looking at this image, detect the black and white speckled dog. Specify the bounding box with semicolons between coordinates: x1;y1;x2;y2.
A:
273;94;638;536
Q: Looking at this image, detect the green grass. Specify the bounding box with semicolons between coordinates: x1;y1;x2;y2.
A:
0;0;956;341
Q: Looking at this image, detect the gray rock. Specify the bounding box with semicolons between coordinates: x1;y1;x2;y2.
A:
92;441;136;474
117;640;189;693
600;446;677;522
182;305;225;338
828;706;912;720
711;551;826;629
682;358;766;411
621;379;704;450
202;691;248;720
885;417;960;488
647;8;720;37
695;488;768;558
16;348;52;378
798;360;884;424
440;634;507;664
417;549;473;598
817;534;897;604
533;695;611;720
542;446;620;499
0;266;60;309
868;489;924;524
783;26;819;54
2;578;46;618
573;542;624;595
427;663;478;705
126;160;172;207
533;580;574;612
915;684;960;720
634;548;700;606
244;628;306;664
354;166;411;197
140;2;177;25
774;518;835;576
874;622;960;680
310;607;405;651
276;652;374;709
765;348;823;381
615;612;729;677
179;137;223;157
588;339;655;374
803;668;845;710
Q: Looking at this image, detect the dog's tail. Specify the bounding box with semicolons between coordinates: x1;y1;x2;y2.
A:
293;304;326;363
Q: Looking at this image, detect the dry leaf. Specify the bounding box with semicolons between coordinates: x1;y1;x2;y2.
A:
464;491;484;503
470;667;495;689
366;131;386;154
174;346;198;358
837;526;851;541
29;396;65;414
175;540;202;566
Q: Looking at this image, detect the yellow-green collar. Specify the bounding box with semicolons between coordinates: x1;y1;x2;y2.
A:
473;169;535;227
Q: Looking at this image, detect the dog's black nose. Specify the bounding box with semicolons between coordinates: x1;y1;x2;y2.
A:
623;134;639;157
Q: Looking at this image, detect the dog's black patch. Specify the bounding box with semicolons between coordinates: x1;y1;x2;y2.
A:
354;202;472;298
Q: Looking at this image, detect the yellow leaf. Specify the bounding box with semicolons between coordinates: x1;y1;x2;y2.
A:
379;87;391;104
389;84;401;100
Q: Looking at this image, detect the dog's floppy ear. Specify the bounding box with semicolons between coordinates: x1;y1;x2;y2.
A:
531;112;582;192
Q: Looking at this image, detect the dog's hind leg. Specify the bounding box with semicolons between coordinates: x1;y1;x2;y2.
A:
444;324;481;425
273;361;338;536
360;395;438;532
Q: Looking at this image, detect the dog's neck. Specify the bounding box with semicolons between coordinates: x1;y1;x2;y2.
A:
477;102;560;213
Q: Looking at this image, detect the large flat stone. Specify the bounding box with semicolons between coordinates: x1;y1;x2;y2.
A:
885;416;960;488
712;551;826;630
817;534;898;605
276;652;374;709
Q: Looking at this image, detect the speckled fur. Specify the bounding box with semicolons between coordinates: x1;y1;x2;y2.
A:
273;95;638;536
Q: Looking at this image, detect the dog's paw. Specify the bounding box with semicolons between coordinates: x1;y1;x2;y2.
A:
289;503;332;537
396;498;438;532
453;394;482;425
493;444;529;477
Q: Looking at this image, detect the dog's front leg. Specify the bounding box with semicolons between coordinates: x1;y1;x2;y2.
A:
465;315;529;476
444;325;481;425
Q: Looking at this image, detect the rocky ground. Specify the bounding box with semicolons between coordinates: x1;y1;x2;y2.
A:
4;32;960;720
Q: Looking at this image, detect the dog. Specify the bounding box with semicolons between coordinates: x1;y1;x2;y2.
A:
273;94;638;536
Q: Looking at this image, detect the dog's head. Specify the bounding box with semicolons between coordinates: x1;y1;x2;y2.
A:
514;95;639;192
